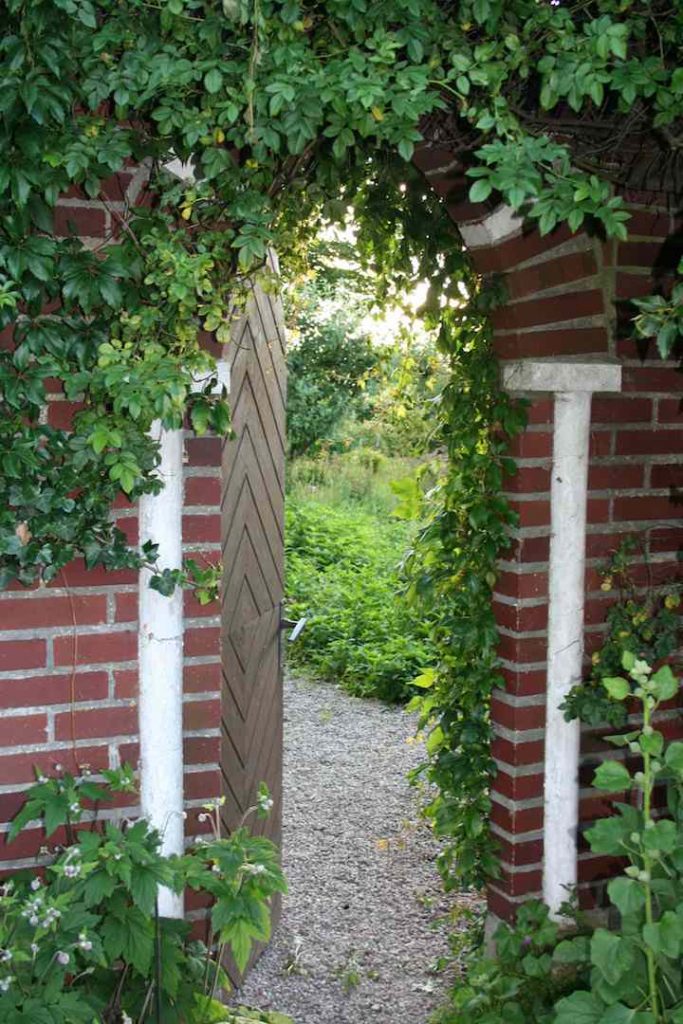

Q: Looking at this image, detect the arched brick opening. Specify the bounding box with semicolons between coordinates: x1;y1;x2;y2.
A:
0;150;681;934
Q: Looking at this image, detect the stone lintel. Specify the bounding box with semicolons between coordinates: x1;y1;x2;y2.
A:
501;356;622;394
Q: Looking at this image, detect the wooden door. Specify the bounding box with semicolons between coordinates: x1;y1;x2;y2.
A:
220;276;286;865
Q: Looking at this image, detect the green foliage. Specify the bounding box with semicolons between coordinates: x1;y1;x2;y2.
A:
561;544;681;728
436;900;587;1024
3;0;681;587
633;259;683;359
439;653;683;1024
286;282;377;457
285;490;430;702
553;654;683;1024
404;292;527;889
0;769;286;1024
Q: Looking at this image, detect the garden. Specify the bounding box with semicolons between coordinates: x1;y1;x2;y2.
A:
0;0;682;1022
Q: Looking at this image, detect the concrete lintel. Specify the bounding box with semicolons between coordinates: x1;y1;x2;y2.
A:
502;356;622;394
459;204;524;250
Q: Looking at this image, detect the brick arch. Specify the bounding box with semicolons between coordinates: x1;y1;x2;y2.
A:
413;140;683;921
0;153;681;932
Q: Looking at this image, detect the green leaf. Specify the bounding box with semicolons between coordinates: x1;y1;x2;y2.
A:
204;69;224;94
593;760;631;792
642;911;683;958
607;877;645;917
603;676;630;701
590;928;635;985
554;990;605;1024
469;179;492;203
398;139;414;162
665;741;683;775
650;665;678;702
554;936;590;963
586;815;631;855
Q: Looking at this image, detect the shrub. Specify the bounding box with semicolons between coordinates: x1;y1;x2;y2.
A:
439;652;683;1024
436;900;586;1024
0;768;288;1024
285;495;430;702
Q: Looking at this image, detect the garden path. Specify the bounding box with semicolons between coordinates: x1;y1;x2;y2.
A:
235;675;481;1024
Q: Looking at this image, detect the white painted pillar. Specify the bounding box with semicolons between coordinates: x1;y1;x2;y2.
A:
139;424;185;919
502;358;621;918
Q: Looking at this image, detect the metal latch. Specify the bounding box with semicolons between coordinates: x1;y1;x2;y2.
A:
279;616;307;642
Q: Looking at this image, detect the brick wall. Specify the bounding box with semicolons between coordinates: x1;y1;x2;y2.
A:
0;176;224;876
415;143;682;921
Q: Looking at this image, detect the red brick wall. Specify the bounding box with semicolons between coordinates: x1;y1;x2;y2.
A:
0;178;223;876
415;144;682;921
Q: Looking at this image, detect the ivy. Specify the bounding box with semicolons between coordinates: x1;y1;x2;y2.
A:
1;0;681;885
404;289;527;888
2;0;682;587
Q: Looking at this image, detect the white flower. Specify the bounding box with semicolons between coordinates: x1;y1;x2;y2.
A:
30;943;39;956
0;950;11;963
64;863;81;878
69;802;81;815
122;1013;133;1024
56;951;70;966
242;862;267;876
30;878;41;892
78;933;93;952
0;976;14;993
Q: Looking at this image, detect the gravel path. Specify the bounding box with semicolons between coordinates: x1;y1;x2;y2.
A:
235;675;480;1024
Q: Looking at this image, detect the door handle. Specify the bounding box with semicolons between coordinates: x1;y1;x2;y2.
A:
279;616;307;642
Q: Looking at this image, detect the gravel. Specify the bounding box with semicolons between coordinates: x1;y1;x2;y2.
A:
235;674;481;1024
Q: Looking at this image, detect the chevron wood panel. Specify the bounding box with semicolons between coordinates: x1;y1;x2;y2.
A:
220;276;286;966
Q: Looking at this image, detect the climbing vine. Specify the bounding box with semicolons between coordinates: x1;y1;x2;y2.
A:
2;0;682;586
404;289;527;888
1;0;681;883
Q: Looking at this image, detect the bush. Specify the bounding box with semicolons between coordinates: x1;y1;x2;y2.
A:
285;494;430;702
0;768;288;1024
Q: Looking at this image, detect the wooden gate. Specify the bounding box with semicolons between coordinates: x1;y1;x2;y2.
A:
220;277;287;866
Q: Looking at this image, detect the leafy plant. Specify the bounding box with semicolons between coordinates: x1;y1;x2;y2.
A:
2;0;680;588
562;545;681;728
404;288;527;889
436;900;586;1024
633;259;683;359
551;652;683;1024
0;769;286;1024
285;493;431;702
438;653;683;1024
